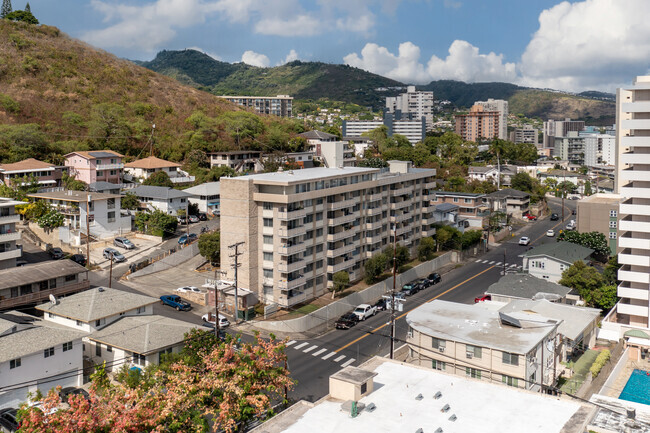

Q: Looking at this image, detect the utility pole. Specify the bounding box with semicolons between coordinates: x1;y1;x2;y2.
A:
186;201;190;236
108;255;113;289
86;194;91;269
390;225;397;360
149;124;155;157
229;242;245;323
214;268;221;337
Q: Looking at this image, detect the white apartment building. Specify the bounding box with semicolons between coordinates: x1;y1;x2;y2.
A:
300;130;356;168
342;116;427;144
475;99;509;140
184;181;220;215
584;134;616;167
220;161;436;308
614;75;650;327
553;131;586;165
129;185;192;216
386;85;434;130
543;119;585;149
0;198;22;270
218;95;292;117
208;151;264;173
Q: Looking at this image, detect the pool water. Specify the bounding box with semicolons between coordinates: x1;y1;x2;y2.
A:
619;369;650;405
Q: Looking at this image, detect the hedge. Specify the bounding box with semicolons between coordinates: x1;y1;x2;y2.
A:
590;350;611;378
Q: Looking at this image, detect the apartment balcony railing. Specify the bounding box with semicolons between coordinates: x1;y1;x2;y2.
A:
278;290;308;308
365;207;383;216
390;200;411;210
277;208;307;220
390;213;412;224
96;163;124;170
327;259;356;273
326;243;356;258
278;242;307;255
367;192;385;202
0;214;21;224
0;280;90;310
278;225;307;238
0;249;21;261
329;213;358;226
277;259;306;273
424;181;437;189
327;226;358;242
364;220;383;230
56;206;80;215
395;225;412;236
327;198;356;211
0;231;21;242
391;186;411;197
277;276;305;291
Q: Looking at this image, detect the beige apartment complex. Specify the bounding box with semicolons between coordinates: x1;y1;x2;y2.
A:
576;194;622;254
220;161;436;308
218;95;293;117
454;104;500;142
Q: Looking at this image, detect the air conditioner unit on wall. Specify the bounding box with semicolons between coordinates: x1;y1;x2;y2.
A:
439;347;445;353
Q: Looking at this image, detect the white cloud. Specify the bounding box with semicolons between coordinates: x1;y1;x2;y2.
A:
280;49;300;65
241;50;270;67
443;0;462;9
254;15;321;36
344;40;515;84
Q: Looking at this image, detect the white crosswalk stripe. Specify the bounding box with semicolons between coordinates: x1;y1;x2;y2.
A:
322;352;337;360
488;261;495;265
312;348;327;357
341;358;356;367
303;345;318;353
285;340;297;347
293;342;309;350
334;355;346;362
509;264;518;268
495;262;502;266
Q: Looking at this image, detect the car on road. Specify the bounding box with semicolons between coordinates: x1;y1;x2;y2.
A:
474;294;491;303
401;282;419;296
416;278;431;289
335;312;359;330
176;286;202;294
353;304;377;321
188;215;200;223
178;233;198;245
427;273;442;285
202;313;230;328
198;213;208;221
525;214;538;221
70;254;86;266
0;407;19;433
566;220;576;231
103;248;126;262
374;298;388;311
59;387;90;403
547;229;555;237
113;237;135;250
160;295;191;311
47;247;65;260
518;236;531;246
550;213;559;221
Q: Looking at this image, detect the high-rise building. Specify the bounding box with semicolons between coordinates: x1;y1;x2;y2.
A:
584;134;616;167
542;119;585;149
386;85;434;130
219;162;436;308
0;198;22;270
454;104;500;142
614;75;650;327
553;131;586;165
218;95;293;117
511;125;539;146
342;115;426;144
475;99;509;140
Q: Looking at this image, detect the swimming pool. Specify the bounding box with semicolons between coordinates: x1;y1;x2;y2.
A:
619;369;650;405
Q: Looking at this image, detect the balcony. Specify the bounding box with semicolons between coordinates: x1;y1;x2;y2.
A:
620;168;650;182
621;152;650;165
620;219;650;233
617;302;649;318
396;225;411;236
0;249;21;261
621;119;650;131
618;284;649;301
326;243;356;258
327;259;356;273
327;198;356;211
622;102;650;113
621;202;650;216
390;200;411;210
618;235;650;250
619;266;650;284
0;280;90;310
56;206;80;215
621;185;650;199
424;181;437;189
277;260;306;273
277;208;306;220
0;214;20;224
0;231;21;242
367;192;384;202
278;225;307;238
365;207;383;216
277;276;306;291
329;213;358;226
278;290;308;308
390;213;412;224
278;242;307;255
364;220;383;230
327;226;359;242
391;186;411;197
619;250;650;267
96;163;124;170
620;136;650;148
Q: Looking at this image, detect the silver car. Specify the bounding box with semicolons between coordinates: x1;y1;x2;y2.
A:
114;237;135;249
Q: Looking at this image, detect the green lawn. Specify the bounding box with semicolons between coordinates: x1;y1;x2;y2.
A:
560;349;600;394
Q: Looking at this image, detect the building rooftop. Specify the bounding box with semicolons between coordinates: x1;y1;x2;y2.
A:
433;191;486;198
183;182;220;196
129;185;193;200
87;315;199;355
36;287;158;322
579;193;621;205
406;300;558;354
434;203;459;212
485;273;572;302
523;242;594;264
0;260;87;291
0;197;25;207
299;130;338;140
253;358;588;433
487;188;530;199
65;150;124;159
28;190;121;202
207;150;263;156
541;169;584;177
232;166;378;184
589;394;650;432
124;156;181;169
89;181;122;192
0;158;56;172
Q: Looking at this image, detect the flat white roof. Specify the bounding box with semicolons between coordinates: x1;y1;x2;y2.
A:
261;360;586;433
233;167;378;183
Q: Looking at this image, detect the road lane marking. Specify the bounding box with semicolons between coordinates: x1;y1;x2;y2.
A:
286;340;296;346
335;266;497;353
509;264;518;268
334;355;346;362
495;262;502;266
303;345;318;353
312;348;327;356
293;342;309;350
341;358;356;367
488;261;495;264
322;351;337;360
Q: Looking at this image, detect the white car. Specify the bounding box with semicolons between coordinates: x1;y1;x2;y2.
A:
518;236;530;246
202;313;230;328
353;304;377;321
546;229;555;237
176;286;202;294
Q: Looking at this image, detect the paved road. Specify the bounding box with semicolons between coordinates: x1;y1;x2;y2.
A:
285;197;577;403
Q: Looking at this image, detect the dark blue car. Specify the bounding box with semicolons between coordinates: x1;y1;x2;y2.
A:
160;295;191;311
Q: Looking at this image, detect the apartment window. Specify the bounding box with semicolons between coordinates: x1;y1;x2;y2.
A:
432;359;445;371
44;347;55;358
502;352;519;366
609;221;617;228
315;260;323;269
305;262;314;272
50;279;57;288
316;244;324;253
431;338;446;350
63;341;73;352
95;344;101;356
263;252;274;261
465;367;481;379
76;320;82;326
107;345;112;353
559;264;567;272
10;358;21;369
97;171;104;177
453;198;459;202
263;202;273;210
316;228;323;237
107;211;116;223
305;230;314;240
502;375;518;387
263;268;273;278
263;235;273;245
136;306;145;314
110;170;117;176
263;218;273;227
609;210;617;217
65;274;76;282
466;345;482;359
609;232;617;239
464;198;472;203
316;198;324;205
303;214;313;224
133;353;146;366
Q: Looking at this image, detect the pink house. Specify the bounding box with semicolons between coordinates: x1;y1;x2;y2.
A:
65;150;124;185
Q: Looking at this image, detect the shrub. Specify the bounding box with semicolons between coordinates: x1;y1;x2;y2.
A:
0;93;19;113
589;350;611;378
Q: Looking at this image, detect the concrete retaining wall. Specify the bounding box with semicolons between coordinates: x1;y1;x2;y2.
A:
254;252;456;335
128;243;199;279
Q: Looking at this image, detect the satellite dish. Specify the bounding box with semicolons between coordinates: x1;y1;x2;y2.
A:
49;294;57;305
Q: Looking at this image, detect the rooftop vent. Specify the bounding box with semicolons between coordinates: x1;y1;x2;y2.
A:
366;403;376;412
435;428;443;433
416;429;423;433
627;407;636;420
434;391;442;399
98;287;105;292
441;404;450;413
415;393;423;401
449;414;457;422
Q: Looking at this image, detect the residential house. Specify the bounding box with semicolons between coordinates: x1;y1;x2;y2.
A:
65;150;124;185
0;158;63;188
124;156;194;185
0;311;87;408
431;203;464;230
430;191;489;229
468;165;518;186
128;185;192;216
343;136;373;157
249;358;589;433
28;190;131;242
89;181;122;195
184;182;220;215
486;188;530;219
0;198;23;270
538;169;589;195
284;151;314;168
0;260;90;311
208;151;264;173
300;130;357;168
484;273;574;304
522;242;594;283
406;300;560;392
577;194;622;254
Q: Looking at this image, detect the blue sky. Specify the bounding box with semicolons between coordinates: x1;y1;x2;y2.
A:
20;0;650;92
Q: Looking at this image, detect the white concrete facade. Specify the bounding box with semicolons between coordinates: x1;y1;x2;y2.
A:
0;199;22;270
475;99;509;140
523;255;571;283
385;85;434;130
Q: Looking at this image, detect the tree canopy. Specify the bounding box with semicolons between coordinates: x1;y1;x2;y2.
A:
143;170;173;187
559;260;617;310
198;231;220;265
557;230;610;259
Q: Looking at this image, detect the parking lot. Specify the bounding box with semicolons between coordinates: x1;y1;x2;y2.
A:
89;235;163;270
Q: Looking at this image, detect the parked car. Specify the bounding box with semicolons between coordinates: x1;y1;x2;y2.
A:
178;233;198;245
160;295;191;311
47;247;65;260
547;229;555;237
103;248;126;262
374;298;388;311
70;254;86;266
416;278;431;289
427;273;442;285
202;313;230;328
353;304;377;321
198;213;208;221
550;213;559;221
59;387;90;403
518;236;531;246
188;215;200;223
113;237;135;250
401;282;419;296
566;220;576;231
474;294;492;303
571;209;576;215
525;214;538;221
177;215;187;225
335;312;359;330
0;408;19;433
176;286;202;294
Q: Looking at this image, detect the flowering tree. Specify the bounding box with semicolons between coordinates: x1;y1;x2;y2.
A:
18;332;293;433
